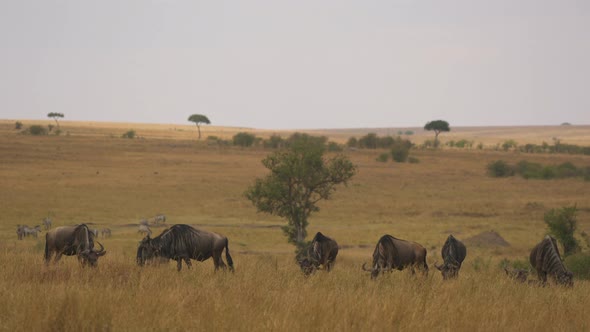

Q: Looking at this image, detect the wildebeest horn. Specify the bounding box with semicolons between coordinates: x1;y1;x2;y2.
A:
94;241;106;256
362;262;372;272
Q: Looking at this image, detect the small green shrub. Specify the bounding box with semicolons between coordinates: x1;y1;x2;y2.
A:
408;157;420;164
564;253;590;280
487;160;514;177
233;132;256;147
376;153;389;162
544;205;579;256
27;125;48;136
391;141;411;163
327;142;342;152
48;124;54;132
15;121;23;130
122;130;136;139
502;139;518;151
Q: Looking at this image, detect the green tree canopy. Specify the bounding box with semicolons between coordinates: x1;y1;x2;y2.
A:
47;112;64;129
545;205;579;256
424;120;450;144
245;133;357;249
187;114;211;139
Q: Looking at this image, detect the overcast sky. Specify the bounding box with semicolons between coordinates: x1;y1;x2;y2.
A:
1;1;588;129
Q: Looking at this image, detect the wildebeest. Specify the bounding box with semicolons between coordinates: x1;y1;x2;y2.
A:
44;224;106;267
298;232;339;275
139;219;149;226
529;235;573;287
136;224;234;272
138;224;152;236
434;234;467;280
101;228;112;238
362;234;428;279
43;217;52;230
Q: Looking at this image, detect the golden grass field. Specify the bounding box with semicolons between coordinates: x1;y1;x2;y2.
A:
1;120;589;331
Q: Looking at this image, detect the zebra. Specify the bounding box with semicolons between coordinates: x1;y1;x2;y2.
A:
43;217;52;230
153;214;166;225
138;224;152;237
101;228;112;238
23;225;42;238
530;235;573;287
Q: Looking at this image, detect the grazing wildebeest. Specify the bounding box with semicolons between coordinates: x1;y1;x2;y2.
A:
504;267;530;283
530;235;573;287
434;234;467;280
101;228;112;238
362;234;428;279
139;219;149;226
298;232;339;275
44;224;106;267
43;217;52;230
138;224;152;236
136;224;234;272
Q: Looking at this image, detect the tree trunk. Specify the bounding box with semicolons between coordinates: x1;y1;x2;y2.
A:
296;223;305;244
197;124;201;139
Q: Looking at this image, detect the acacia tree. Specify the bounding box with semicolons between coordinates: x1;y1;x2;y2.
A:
187;114;211;139
47;112;64;129
424;120;450;146
245;134;357;250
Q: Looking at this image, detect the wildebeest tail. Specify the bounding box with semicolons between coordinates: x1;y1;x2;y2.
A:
225;238;234;272
44;233;50;262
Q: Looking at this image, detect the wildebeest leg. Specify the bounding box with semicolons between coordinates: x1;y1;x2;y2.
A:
176;259;183;271
184;258;192;269
54;252;64;263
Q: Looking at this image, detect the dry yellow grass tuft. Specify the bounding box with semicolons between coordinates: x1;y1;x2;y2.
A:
1;120;589;331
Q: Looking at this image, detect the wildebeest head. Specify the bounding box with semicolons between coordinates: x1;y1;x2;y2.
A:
435;261;461;280
79;242;106;267
136;236;161;266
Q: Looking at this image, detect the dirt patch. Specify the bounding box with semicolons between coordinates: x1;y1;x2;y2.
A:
464;230;510;247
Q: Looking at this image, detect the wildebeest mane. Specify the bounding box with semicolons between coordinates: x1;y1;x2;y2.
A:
63;224;95;255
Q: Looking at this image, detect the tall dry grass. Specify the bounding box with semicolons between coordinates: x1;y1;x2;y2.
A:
0;121;589;331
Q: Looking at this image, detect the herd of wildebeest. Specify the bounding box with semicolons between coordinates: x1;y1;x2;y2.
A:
14;214;574;287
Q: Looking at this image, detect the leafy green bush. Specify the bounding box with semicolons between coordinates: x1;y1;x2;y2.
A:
27;125;48;136
233;132;256;147
327;142;343;152
390;138;412;163
544;205;579;256
376;153;389;162
564;253;590;280
487;160;514;177
516;160;543;179
15;121;23;130
121;130;136;139
264;135;285;149
502;139;518;151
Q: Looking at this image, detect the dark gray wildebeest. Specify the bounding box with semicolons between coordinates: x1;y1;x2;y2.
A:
530;235;573;287
434;234;467;280
101;228;112;238
43;217;52;230
362;234;428;279
44;224;106;267
138;224;152;236
298;232;339;275
136;224;234;272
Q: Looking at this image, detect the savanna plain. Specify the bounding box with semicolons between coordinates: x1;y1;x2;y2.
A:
1;121;589;331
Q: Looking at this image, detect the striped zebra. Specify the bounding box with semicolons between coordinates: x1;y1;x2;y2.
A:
43;217;52;230
529;235;573;287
